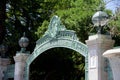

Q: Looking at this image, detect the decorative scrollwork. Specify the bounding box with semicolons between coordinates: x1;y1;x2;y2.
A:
44;15;66;37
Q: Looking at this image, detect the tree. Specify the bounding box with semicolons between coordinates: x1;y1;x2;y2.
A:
108;7;120;46
5;0;56;58
0;0;6;44
36;0;101;42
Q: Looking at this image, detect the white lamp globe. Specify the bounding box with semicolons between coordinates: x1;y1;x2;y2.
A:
92;11;109;27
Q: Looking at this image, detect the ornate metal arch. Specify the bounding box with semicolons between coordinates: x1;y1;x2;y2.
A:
24;16;88;80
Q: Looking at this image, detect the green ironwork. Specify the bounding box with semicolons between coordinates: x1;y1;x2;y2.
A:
24;15;88;80
104;58;113;80
4;64;15;80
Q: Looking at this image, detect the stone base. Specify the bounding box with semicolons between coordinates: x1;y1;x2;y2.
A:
14;53;30;80
0;58;10;80
86;34;114;80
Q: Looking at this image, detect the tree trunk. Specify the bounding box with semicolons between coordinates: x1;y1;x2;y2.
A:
0;0;6;44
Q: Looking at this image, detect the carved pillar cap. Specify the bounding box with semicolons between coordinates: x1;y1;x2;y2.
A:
14;53;30;62
86;34;115;48
103;48;120;58
88;34;111;40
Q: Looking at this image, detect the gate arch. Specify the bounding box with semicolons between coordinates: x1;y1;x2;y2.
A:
24;16;88;80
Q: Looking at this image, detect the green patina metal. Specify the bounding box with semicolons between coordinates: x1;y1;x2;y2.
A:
104;58;113;80
24;15;88;80
4;64;14;80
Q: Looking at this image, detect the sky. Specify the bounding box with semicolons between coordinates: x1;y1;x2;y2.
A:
104;0;120;13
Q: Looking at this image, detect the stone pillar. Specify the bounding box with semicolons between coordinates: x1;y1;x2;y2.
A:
0;58;10;80
86;34;114;80
103;48;120;80
14;53;29;80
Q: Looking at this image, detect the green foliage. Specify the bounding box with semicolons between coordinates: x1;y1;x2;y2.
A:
36;0;101;42
35;20;49;38
108;9;120;46
5;0;55;59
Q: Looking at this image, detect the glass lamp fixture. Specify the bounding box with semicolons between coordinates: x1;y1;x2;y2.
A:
92;10;109;34
18;32;29;53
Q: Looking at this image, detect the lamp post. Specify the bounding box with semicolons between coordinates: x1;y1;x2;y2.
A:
18;32;29;53
14;32;30;80
86;7;115;80
92;10;109;34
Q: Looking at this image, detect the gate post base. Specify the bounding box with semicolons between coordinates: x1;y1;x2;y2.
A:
86;34;114;80
14;53;30;80
0;58;10;80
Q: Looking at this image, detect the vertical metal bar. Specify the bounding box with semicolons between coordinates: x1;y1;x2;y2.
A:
26;65;29;80
85;56;88;80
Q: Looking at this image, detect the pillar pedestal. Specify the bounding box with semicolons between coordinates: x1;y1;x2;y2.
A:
86;34;114;80
14;53;30;80
0;58;10;80
103;48;120;80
